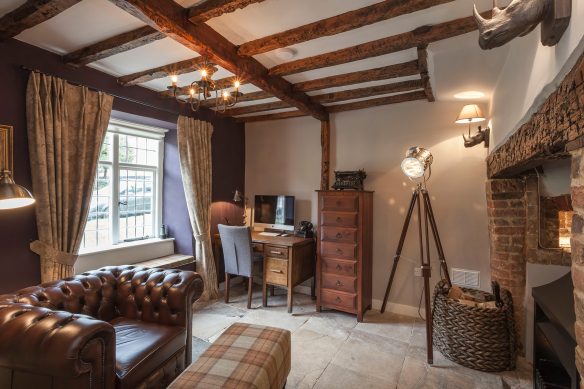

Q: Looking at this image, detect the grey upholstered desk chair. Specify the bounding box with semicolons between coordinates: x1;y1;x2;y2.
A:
218;224;263;309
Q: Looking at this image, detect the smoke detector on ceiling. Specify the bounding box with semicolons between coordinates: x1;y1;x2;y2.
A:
275;48;297;61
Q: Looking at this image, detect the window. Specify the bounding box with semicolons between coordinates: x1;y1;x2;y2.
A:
82;119;166;250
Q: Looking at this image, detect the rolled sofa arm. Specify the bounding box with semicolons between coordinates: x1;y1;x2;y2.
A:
0;303;116;388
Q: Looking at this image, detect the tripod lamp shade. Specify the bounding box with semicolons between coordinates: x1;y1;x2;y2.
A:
455;104;486;124
0;170;35;209
401;147;433;179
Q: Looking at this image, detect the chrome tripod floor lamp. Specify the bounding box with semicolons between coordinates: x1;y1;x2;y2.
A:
380;147;452;364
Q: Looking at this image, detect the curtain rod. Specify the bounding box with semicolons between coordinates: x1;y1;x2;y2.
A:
20;66;183;117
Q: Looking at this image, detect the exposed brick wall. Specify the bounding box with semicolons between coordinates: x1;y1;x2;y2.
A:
486;178;527;352
571;149;584;382
487;50;584;178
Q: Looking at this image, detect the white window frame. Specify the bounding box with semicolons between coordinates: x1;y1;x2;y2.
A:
82;118;167;251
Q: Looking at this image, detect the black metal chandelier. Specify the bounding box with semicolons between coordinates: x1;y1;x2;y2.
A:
167;58;243;113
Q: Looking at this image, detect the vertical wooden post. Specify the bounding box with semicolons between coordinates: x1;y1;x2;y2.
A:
320;119;330;190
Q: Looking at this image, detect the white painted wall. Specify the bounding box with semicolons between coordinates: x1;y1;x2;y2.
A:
490;2;584;148
246;101;491;310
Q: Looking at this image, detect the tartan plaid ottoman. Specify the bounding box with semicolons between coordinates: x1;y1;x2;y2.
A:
169;323;291;389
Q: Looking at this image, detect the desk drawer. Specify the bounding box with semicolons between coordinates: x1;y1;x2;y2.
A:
265;258;288;286
321;241;357;261
321;273;357;294
321;212;358;228
321;226;357;243
321;257;356;277
265;245;288;259
321;289;356;312
321;195;359;212
252;243;264;252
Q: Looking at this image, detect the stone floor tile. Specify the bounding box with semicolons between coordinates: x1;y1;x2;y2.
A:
314;363;397;389
192;301;246;340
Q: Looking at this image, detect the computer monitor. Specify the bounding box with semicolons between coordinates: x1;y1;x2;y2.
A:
253;195;295;231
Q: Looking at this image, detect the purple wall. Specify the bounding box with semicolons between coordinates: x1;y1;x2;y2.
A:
0;39;244;292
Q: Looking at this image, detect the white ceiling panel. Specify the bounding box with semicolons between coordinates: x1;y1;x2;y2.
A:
211;97;282;110
88;38;198;77
323;91;424;106
235;107;298;118
0;0;26;18
304;75;422;95
15;0;145;55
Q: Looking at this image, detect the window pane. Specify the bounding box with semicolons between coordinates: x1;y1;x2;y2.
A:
82;164;111;249
99;133;112;162
119;134;157;166
119;169;154;242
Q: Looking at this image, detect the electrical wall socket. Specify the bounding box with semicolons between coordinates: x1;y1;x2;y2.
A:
414;267;422;277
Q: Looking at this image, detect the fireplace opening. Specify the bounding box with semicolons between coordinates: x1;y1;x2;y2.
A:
540;194;573;251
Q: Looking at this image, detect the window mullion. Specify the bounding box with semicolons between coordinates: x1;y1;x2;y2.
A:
112;134;120;244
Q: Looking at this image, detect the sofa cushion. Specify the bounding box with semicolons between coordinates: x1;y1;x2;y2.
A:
111;317;186;389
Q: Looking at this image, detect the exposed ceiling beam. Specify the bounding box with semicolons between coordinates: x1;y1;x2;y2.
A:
222;79;425;116
417;45;435;102
64;26;165;66
238;0;454;57
188;0;266;24
200;90;273;107
0;0;82;41
159;76;248;98
269;12;491;77
312;80;424;104
294;60;419;92
109;0;328;120
118;56;209;86
326;90;427;113
236;110;307;122
222;100;290;116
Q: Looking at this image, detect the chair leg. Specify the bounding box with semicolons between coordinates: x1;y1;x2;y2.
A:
225;273;230;303
247;276;253;309
270;285;275;296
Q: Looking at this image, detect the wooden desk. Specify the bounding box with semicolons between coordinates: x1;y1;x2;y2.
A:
250;232;315;313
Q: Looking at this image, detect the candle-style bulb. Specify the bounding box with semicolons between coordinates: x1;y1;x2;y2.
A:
201;69;207;78
171;75;178;86
234;80;241;89
223;91;230;99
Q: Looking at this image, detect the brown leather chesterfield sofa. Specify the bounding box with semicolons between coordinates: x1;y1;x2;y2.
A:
0;265;203;389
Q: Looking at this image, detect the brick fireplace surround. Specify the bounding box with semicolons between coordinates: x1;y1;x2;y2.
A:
486;49;584;377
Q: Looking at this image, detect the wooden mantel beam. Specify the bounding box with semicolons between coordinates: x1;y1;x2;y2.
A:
269;12;492;77
0;0;82;41
188;0;266;24
64;26;165;66
108;0;328;121
238;0;453;57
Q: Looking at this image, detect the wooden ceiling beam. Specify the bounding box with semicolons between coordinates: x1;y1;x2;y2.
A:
158;76;248;98
188;0;266;24
417;45;435;102
269;12;491;77
108;0;328;120
236;110;307;123
0;0;82;41
64;26;165;66
312;80;424;104
200;90;273;107
238;0;454;57
222;100;291;116
295;60;420;92
118;56;210;86
326;90;427;113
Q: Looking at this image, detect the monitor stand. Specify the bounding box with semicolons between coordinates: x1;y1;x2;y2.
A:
257;227;290;237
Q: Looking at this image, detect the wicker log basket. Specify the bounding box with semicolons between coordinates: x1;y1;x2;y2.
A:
432;280;517;372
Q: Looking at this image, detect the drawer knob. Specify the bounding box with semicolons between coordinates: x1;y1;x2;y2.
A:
336;280;343;287
335;296;342;303
336;264;342;271
336;201;342;206
336;216;342;222
270;269;283;274
336;248;343;254
270;250;283;255
335;232;343;239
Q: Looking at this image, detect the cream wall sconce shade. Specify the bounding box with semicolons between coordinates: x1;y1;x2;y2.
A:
456;104;490;148
401;147;433;180
0;125;34;209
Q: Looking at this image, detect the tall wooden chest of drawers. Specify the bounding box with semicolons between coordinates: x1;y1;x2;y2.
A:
316;190;373;321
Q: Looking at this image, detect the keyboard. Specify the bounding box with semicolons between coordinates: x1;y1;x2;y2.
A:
258;232;280;237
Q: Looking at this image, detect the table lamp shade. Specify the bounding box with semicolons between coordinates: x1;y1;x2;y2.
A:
0;171;35;209
455;104;486;124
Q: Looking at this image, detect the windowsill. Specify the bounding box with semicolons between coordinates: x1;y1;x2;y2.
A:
78;237;175;256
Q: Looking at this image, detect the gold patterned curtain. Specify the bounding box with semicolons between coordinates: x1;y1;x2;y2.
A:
26;72;113;282
177;116;218;300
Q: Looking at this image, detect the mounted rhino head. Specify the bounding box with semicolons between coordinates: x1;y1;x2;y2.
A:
473;0;551;50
